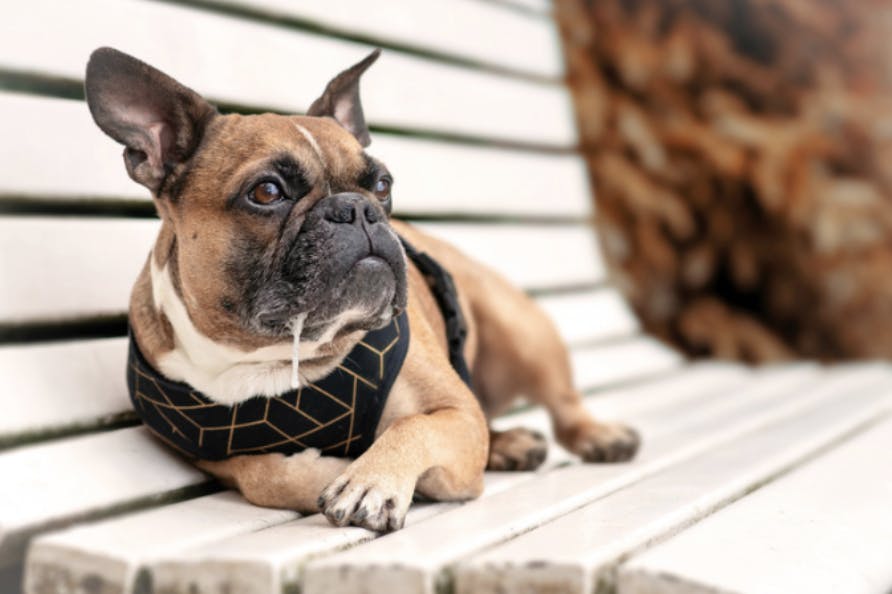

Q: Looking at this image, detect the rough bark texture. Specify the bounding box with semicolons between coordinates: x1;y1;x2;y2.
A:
556;0;892;362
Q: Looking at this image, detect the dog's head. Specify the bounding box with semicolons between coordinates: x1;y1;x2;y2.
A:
85;47;406;348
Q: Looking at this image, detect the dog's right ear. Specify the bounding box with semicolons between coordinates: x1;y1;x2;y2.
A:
85;47;216;194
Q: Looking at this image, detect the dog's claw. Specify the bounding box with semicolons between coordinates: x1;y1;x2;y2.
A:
352;506;368;523
318;469;412;532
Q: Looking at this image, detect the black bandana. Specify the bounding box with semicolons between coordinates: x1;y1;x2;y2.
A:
126;240;470;460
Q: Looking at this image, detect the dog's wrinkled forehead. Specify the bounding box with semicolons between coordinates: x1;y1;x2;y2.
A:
177;114;368;205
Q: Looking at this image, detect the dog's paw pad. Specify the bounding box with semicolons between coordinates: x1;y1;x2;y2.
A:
318;473;411;532
563;421;640;463
487;427;549;471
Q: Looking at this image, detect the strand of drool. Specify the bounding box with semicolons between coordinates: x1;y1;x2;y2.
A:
289;313;307;389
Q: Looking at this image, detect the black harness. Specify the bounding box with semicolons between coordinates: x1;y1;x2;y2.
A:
126;239;470;460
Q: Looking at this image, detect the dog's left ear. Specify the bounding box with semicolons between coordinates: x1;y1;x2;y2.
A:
308;49;380;147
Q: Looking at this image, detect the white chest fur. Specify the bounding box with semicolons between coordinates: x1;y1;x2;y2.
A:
149;257;352;406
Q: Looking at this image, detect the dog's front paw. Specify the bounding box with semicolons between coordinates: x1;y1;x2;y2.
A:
559;420;640;463
318;465;414;532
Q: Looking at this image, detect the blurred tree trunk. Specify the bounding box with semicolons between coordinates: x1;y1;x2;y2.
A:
557;0;892;362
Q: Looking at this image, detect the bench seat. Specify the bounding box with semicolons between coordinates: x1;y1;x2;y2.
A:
19;363;892;594
618;414;892;594
2;1;891;593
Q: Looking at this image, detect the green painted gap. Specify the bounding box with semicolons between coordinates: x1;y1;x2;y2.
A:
0;315;129;345
0;197;157;218
0;413;141;452
0;71;84;100
0;198;588;225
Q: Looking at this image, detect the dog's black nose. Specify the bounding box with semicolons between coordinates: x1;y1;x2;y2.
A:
324;193;381;225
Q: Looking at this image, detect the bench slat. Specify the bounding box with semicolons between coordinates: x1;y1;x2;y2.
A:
0;217;155;325
0;217;605;325
492;0;553;15
187;0;563;78
24;364;748;594
0;290;643;446
0;337;129;446
570;337;681;391
415;222;606;290
456;365;892;594
537;289;639;347
0;427;206;568
0;93;591;219
522;361;747;424
299;365;834;594
0;0;576;146
617;412;892;594
24;492;298;594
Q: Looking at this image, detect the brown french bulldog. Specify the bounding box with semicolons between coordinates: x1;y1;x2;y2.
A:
84;47;640;532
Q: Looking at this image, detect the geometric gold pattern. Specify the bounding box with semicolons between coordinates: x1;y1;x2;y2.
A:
126;312;409;461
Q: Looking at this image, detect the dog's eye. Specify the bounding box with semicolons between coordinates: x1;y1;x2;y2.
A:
373;176;392;200
249;181;286;205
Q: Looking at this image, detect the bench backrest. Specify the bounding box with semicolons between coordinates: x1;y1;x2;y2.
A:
0;0;678;448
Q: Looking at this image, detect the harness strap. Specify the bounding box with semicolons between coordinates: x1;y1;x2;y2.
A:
400;238;473;387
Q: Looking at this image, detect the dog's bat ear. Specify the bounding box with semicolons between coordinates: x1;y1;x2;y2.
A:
307;49;380;148
84;47;216;194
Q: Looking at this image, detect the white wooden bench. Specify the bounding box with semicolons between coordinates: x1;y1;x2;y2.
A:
1;2;890;593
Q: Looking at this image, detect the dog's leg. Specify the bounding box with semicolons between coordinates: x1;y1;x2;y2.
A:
317;332;489;532
389;222;640;468
197;449;350;513
468;275;641;464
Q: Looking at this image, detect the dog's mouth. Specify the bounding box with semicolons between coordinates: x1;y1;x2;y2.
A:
355;254;388;267
311;256;402;338
254;252;404;340
349;253;397;283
